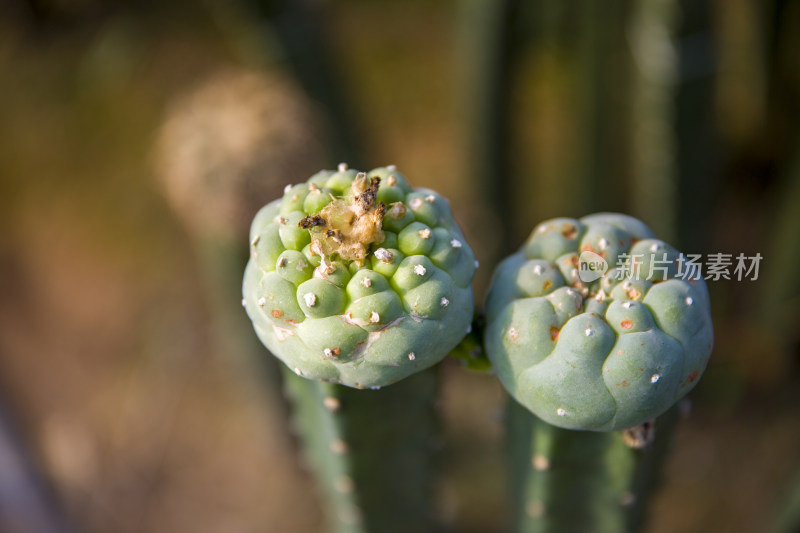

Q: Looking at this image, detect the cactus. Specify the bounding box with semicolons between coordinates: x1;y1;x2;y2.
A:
243;165;477;389
507;398;680;533
281;365;440;533
242;165;476;532
485;213;712;532
485;212;712;431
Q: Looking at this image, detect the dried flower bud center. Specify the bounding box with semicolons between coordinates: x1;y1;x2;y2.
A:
298;174;387;266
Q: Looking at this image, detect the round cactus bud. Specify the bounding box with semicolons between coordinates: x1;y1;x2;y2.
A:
243;166;477;388
484;213;713;431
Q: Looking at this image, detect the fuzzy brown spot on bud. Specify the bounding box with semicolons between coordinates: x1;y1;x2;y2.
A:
355;176;381;212
299;215;326;229
622;420;655;449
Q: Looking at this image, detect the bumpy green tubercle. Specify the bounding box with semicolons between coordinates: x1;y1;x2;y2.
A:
485;213;713;431
243;165;477;389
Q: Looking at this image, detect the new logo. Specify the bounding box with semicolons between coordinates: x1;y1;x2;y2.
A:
578;251;608;282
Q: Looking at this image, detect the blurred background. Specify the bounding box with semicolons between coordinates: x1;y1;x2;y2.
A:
1;0;799;532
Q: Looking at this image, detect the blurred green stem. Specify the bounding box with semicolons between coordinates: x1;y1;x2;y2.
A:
627;0;679;242
573;0;632;215
674;0;719;252
507;398;679;533
772;465;800;533
249;0;361;165
759;142;800;351
460;0;519;258
204;0;362;165
282;366;440;533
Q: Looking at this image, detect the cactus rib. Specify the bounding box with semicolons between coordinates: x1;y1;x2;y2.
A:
508;399;679;533
282;365;440;533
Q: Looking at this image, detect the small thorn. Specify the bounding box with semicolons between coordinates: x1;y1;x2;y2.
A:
335;475;354;493
532;454;550;471
323;397;340;411
330;439;348;454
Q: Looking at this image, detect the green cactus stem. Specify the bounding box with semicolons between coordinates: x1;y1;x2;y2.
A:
282;365;440;533
243;0;362;165
507;399;679;533
772;464;800;533
620;405;680;532
573;0;631;215
628;0;679;242
760;142;800;366
460;0;519;255
674;0;720;253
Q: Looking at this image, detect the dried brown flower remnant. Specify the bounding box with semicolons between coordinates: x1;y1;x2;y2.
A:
299;174;386;266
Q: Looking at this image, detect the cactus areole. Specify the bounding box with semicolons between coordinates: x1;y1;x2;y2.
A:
485;213;713;431
243;165;477;389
